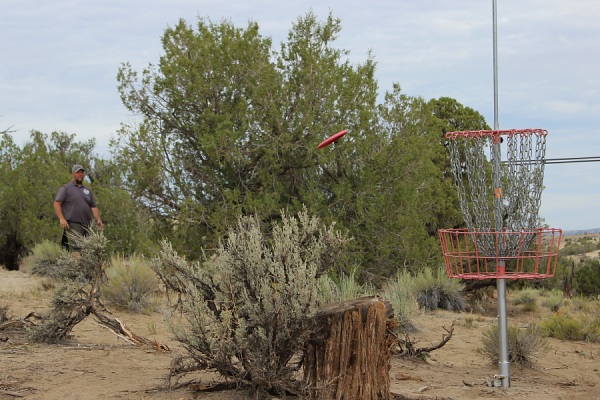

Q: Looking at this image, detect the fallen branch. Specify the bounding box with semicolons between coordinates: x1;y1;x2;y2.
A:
0;389;26;398
393;322;454;359
90;307;169;351
0;312;42;332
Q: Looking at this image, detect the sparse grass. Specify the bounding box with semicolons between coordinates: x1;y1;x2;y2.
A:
479;323;548;366
102;255;160;314
336;270;375;301
146;321;157;335
514;289;539;312
571;296;600;312
461;314;476;328
316;269;375;305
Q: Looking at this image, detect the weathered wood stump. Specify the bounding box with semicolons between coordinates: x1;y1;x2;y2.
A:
304;296;396;400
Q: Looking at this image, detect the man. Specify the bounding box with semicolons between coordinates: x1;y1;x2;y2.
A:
54;164;103;251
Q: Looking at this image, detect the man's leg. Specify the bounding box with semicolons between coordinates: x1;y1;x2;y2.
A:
61;230;70;250
66;222;88;253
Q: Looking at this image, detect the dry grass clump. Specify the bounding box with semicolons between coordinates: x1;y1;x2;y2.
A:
151;209;346;398
479;323;548;367
413;267;466;312
316;269;375;306
382;270;418;333
20;240;66;277
103;255;160;314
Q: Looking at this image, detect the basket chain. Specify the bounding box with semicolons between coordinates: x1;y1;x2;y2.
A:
447;130;547;257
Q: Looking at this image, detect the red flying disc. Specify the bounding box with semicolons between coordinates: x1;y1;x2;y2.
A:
318;130;348;149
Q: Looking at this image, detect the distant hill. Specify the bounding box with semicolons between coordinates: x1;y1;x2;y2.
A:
563;228;600;236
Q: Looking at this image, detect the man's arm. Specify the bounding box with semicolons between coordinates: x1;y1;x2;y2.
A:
53;201;69;230
91;207;103;230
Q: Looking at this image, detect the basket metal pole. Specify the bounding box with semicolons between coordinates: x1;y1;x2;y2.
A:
496;264;510;387
492;0;510;388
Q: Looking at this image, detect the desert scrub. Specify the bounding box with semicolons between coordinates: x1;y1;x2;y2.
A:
151;208;347;397
20;240;66;277
103;255;160;314
541;312;586;341
513;289;539;311
413;267;466;311
479;324;548;366
541;300;600;341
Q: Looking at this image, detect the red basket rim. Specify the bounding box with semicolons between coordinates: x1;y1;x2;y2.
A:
438;227;562;280
445;128;548;140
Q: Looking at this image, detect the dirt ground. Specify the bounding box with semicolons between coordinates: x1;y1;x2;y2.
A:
1;268;600;400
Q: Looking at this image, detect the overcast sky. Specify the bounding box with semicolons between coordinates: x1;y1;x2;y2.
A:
2;0;599;231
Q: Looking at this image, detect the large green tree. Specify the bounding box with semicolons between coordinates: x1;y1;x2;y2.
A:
114;12;489;276
115;12;377;258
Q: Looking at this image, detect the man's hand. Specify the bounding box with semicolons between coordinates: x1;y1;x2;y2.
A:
59;218;69;230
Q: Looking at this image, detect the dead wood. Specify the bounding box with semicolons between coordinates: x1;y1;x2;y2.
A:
90;307;169;351
394;322;454;359
0;389;26;398
0;312;42;332
304;296;396;400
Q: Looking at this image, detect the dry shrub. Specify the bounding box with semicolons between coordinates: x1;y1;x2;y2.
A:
28;231;108;343
151;208;346;397
479;323;548;367
540;289;564;312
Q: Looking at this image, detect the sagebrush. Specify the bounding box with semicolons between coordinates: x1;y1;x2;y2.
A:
151;209;346;397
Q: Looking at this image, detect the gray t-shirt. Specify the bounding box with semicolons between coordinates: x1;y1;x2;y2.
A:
55;182;97;227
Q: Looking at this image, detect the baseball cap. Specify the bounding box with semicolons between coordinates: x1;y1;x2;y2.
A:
72;165;85;173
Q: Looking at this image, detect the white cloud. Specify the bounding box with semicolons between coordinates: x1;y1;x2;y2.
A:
2;0;600;229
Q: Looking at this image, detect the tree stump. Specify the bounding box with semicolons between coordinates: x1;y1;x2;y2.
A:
304;296;396;400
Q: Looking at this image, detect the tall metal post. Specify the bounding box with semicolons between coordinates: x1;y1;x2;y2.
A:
492;0;510;388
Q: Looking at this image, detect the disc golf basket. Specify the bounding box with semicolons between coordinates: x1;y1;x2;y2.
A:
439;128;562;388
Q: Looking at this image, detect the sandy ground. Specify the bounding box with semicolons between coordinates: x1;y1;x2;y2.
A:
2;268;600;400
